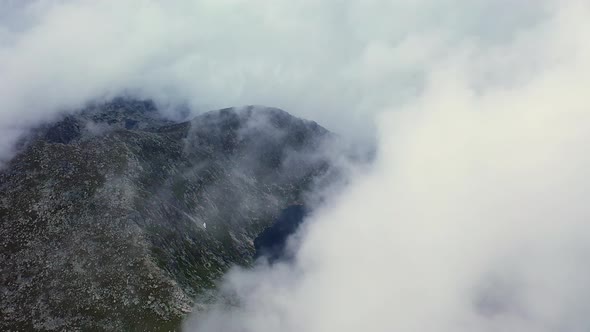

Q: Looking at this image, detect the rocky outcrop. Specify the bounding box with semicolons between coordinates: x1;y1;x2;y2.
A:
0;99;332;331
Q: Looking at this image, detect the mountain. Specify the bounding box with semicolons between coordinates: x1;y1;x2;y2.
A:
254;204;307;263
0;99;333;331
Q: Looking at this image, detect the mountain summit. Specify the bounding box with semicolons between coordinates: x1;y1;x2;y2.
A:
0;99;333;331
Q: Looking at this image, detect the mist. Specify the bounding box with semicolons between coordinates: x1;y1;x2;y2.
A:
186;1;590;331
0;0;551;162
1;0;590;331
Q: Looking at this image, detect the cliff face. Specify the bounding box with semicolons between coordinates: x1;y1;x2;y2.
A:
0;99;332;331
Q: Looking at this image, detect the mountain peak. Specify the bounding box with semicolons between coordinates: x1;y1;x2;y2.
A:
1;98;334;331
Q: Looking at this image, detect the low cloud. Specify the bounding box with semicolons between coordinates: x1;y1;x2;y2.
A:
187;1;590;331
0;0;550;162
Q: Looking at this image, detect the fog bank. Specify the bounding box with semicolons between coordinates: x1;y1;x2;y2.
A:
188;1;590;331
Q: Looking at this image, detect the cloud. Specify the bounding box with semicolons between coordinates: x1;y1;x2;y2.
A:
0;0;550;163
184;1;590;331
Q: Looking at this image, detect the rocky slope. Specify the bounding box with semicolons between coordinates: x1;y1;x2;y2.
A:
0;99;333;331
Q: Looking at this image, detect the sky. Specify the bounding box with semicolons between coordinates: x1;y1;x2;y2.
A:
0;0;549;161
2;0;590;331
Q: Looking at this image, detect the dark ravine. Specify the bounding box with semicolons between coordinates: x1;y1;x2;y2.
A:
0;99;334;331
254;204;307;263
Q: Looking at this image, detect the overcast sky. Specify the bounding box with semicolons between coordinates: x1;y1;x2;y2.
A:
2;1;590;331
0;0;550;160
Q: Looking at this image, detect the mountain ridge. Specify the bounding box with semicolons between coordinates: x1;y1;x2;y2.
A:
0;99;334;331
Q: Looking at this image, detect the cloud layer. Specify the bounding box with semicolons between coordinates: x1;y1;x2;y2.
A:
185;1;590;331
0;0;550;161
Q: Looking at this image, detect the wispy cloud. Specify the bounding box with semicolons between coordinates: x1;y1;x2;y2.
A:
184;1;590;331
0;0;550;160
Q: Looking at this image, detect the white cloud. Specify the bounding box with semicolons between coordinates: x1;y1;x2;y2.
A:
185;1;590;331
0;0;550;161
